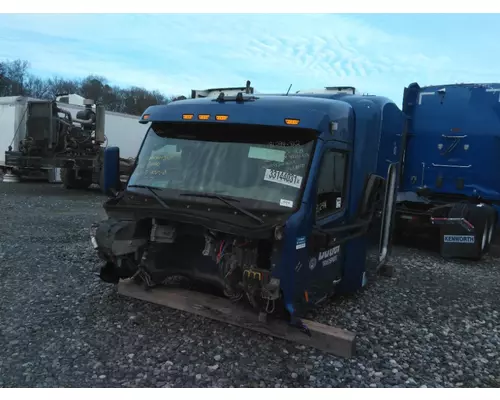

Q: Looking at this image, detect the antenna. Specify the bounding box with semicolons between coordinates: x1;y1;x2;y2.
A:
285;84;292;96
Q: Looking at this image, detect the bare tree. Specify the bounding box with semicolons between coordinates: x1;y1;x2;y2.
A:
0;59;30;96
0;59;171;115
45;76;81;99
24;75;51;99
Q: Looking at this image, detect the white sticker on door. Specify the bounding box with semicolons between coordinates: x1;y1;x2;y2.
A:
336;197;342;209
296;236;306;250
264;169;302;188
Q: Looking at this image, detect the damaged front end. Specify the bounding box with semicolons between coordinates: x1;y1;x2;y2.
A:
89;119;319;335
90;216;286;317
90;219;150;284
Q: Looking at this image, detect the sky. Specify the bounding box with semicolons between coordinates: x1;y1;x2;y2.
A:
0;13;499;104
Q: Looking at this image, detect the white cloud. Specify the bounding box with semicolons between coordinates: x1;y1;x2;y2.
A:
0;14;498;103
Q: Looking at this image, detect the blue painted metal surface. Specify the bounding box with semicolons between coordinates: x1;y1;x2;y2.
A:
281;93;405;294
102;146;120;194
137;93;404;313
280;93;404;180
141;95;351;136
401;83;500;202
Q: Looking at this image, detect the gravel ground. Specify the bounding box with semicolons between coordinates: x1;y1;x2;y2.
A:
0;182;499;388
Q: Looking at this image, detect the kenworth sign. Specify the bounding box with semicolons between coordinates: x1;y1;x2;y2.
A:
443;235;475;244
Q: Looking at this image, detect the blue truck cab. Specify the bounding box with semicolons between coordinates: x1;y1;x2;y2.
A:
90;92;403;332
396;82;500;260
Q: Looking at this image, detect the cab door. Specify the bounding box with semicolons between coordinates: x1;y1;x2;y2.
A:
306;144;350;304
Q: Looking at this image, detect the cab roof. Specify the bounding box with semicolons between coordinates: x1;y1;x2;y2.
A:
140;94;352;132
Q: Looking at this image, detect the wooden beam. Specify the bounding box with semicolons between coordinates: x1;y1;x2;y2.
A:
117;280;357;358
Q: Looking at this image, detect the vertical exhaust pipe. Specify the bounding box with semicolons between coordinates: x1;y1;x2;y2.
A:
95;104;106;144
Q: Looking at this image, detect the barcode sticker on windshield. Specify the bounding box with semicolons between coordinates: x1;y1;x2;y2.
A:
264;169;302;188
280;199;294;208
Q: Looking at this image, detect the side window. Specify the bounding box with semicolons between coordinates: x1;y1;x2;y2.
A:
316;150;347;218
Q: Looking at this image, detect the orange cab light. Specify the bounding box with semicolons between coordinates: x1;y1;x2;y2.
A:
285;118;300;125
142;114;150;120
182;114;194;120
215;115;229;121
198;114;210;120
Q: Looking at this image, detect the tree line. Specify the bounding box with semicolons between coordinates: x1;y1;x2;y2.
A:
0;59;176;116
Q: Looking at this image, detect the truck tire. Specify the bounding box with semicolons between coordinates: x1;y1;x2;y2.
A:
78;170;93;190
466;204;490;260
61;168;77;189
61;168;92;190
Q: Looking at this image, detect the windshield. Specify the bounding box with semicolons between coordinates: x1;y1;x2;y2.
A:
128;122;317;209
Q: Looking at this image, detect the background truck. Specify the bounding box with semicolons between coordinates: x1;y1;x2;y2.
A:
0;95;144;192
395;82;500;260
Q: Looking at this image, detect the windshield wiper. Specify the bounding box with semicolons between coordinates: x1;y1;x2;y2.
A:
128;185;170;209
179;192;264;225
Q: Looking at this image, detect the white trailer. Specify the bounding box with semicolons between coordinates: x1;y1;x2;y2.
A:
0;96;33;167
